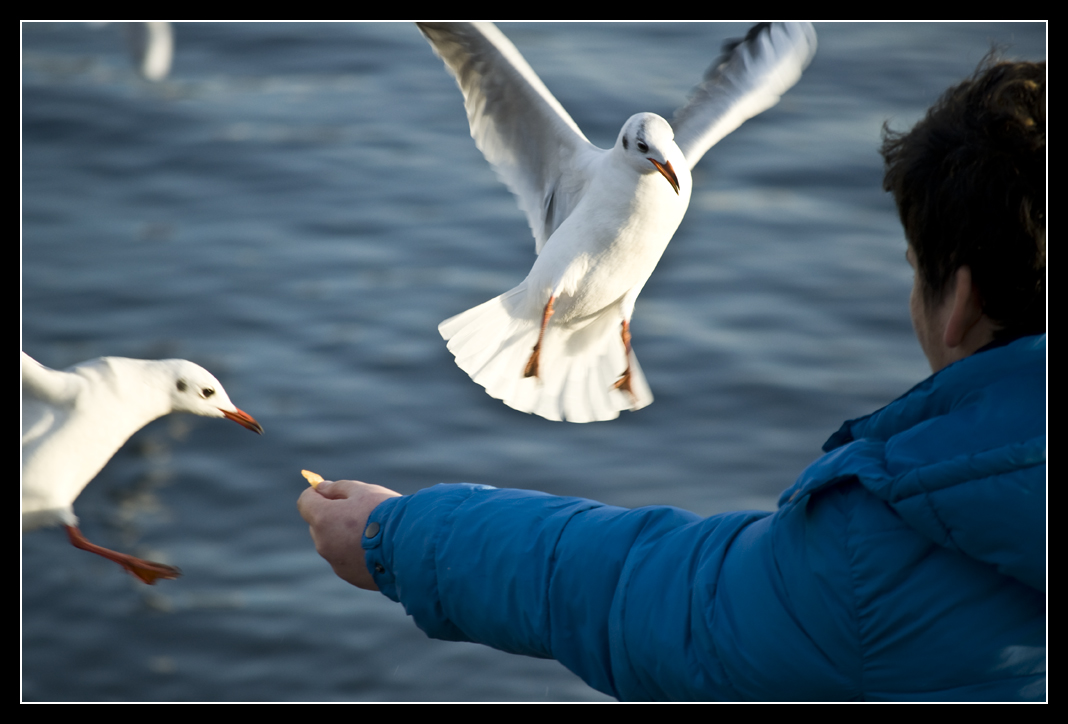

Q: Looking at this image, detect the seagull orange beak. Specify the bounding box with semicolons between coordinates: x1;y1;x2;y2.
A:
648;158;680;195
221;407;264;434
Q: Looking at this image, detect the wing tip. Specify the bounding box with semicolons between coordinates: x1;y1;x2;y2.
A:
713;22;818;77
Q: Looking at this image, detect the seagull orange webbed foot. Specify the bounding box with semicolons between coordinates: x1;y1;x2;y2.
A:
66;525;182;585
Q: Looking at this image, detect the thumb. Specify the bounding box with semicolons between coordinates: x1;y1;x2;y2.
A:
313;479;351;499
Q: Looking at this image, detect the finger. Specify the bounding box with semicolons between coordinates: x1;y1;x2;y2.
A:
311;479;349;499
297;485;328;522
316;479;380;500
297;480;365;523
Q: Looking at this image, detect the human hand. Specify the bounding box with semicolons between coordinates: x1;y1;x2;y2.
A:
298;479;400;590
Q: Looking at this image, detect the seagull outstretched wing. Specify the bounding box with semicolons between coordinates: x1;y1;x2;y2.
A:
417;23;602;254
671;22;818;169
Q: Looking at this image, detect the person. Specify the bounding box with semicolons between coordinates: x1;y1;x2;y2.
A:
298;57;1046;701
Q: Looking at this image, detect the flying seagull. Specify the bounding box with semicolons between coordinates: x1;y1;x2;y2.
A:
22;352;263;584
421;22;818;422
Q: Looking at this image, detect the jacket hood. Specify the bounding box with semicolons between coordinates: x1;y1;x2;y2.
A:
782;335;1046;591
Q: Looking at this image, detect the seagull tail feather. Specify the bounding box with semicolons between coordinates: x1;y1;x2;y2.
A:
439;286;652;422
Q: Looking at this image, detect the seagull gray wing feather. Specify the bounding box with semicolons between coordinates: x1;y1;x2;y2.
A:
417;22;601;254
672;22;817;169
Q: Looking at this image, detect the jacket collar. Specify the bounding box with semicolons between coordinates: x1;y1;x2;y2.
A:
823;335;1046;453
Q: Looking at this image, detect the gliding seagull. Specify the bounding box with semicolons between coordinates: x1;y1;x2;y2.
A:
22;353;263;584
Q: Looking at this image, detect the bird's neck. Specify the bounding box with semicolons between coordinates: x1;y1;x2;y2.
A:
87;358;177;425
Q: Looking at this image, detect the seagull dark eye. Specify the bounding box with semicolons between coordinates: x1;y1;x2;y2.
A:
201;387;215;399
637;140;649;154
176;380;187;392
622;136;628;151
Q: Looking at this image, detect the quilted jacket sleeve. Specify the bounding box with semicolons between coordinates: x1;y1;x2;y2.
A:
359;482;827;700
360;476;1044;701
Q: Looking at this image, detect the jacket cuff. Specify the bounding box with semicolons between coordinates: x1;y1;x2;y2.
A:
361;483;495;642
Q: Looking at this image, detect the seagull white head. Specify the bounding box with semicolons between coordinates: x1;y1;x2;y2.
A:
164;359;264;434
615;113;682;195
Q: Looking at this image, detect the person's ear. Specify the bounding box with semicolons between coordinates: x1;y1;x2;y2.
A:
943;265;984;349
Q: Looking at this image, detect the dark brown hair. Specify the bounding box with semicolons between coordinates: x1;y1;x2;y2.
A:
880;55;1045;340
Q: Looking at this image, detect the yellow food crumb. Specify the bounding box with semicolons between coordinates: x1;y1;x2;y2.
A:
302;470;324;488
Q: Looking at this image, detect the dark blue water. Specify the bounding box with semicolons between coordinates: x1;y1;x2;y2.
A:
22;22;1045;701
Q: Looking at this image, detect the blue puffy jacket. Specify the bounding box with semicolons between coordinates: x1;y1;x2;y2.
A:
363;335;1046;701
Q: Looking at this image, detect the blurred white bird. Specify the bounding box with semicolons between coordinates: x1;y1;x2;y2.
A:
421;22;818;422
124;22;174;81
22;352;262;584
